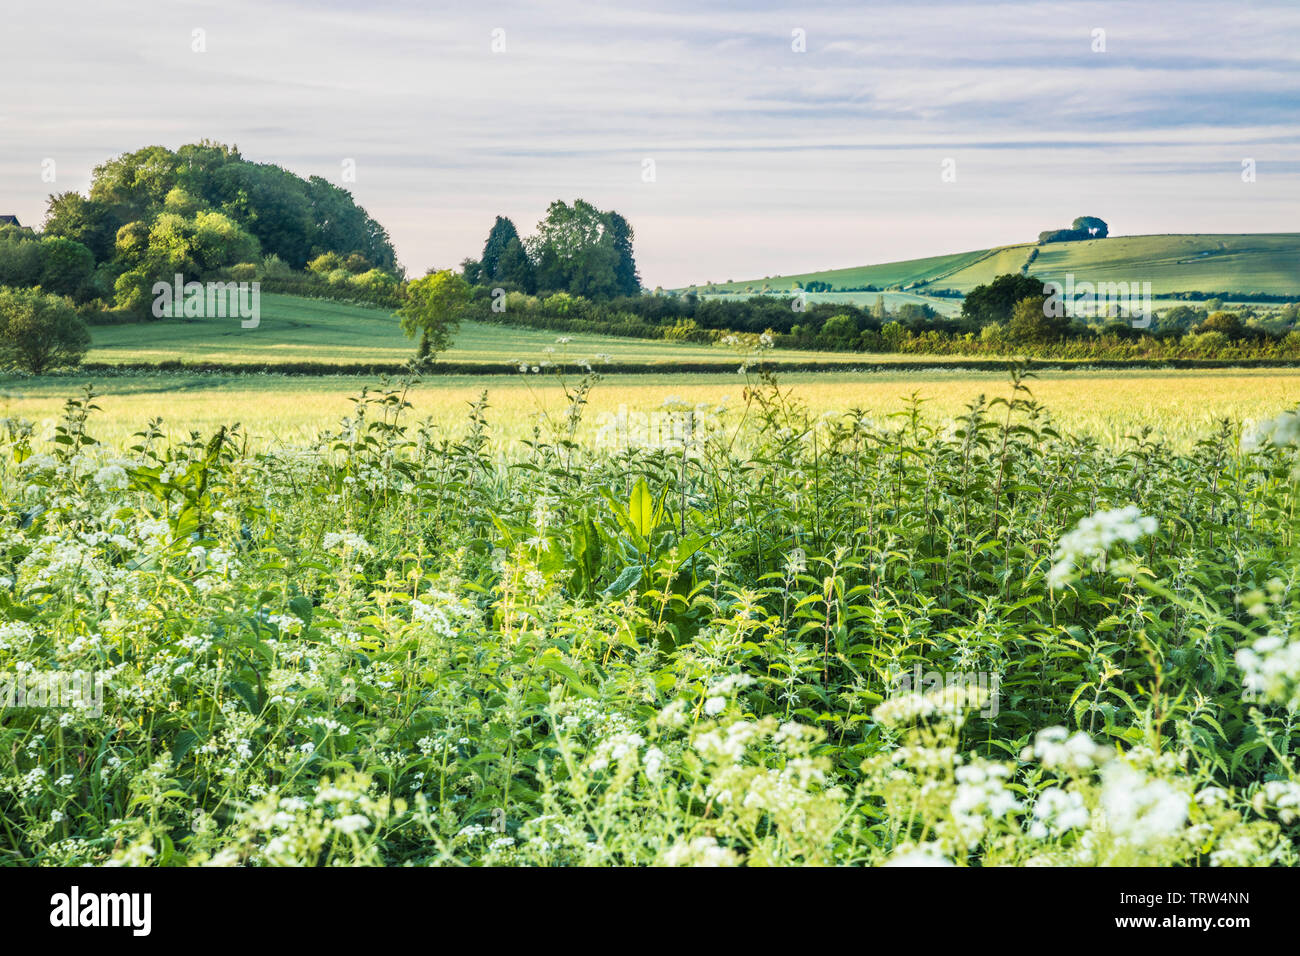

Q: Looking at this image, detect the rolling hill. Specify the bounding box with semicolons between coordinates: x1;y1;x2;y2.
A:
690;233;1300;301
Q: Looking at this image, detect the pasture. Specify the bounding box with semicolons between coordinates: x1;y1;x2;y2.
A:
698;233;1300;298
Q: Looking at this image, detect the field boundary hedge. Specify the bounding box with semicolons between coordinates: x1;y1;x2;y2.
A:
60;357;1300;377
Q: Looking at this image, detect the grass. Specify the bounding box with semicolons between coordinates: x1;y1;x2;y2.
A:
696;233;1300;298
1029;234;1300;297
694;248;989;294
85;294;877;367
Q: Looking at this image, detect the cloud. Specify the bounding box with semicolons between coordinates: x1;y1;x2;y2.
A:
0;0;1295;286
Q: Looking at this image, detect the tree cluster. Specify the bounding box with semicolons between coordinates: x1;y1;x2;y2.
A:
461;200;640;299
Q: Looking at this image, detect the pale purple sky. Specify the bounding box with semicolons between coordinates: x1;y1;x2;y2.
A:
1;0;1297;287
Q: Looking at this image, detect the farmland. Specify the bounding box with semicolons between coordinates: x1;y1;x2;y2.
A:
84;294;875;367
6;281;1300;868
696;233;1300;299
4;366;1300;448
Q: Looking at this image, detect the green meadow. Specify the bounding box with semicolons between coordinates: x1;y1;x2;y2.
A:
697;233;1300;298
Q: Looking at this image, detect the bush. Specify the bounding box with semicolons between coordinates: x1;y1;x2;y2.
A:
0;286;91;372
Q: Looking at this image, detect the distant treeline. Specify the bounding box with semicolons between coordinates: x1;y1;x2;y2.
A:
462;270;1300;361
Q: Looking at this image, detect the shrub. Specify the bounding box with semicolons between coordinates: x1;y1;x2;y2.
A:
0;286;91;372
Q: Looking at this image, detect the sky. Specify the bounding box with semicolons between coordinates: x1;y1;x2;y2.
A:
1;0;1297;288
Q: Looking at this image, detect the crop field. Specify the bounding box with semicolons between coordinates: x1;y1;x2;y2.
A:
3;361;1300;867
4;367;1300;449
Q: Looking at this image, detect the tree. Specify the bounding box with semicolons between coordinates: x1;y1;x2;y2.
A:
881;320;905;351
37;237;97;300
1072;216;1108;238
1158;305;1201;332
43;142;399;276
1008;294;1069;345
480;216;521;282
42;192;119;262
0;287;91;373
308;252;345;275
1038;216;1109;244
525;199;636;299
606;212;641;296
398;270;470;365
819;313;858;350
0;230;45;289
962;273;1047;325
190;210;260;272
496;237;535;292
459;257;483;285
1197;311;1244;339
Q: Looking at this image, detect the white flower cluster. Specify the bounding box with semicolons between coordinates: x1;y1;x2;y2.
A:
1251;779;1300;824
1098;762;1189;849
660;836;740;867
1240;408;1300;452
1028;787;1090;839
0;621;36;652
693;719;770;765
585;731;646;773
950;761;1022;847
883;846;953;867
409;588;478;639
873;683;988;728
92;463;129;492
702;672;756;716
322;531;373;555
1047;506;1156;589
1022;726;1110;772
1235;635;1300;711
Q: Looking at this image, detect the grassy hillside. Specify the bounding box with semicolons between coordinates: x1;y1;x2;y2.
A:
1029;234;1300;296
85;293;878;367
694;233;1300;299
696;248;990;295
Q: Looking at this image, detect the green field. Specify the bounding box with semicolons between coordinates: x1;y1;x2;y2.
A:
86;294;876;367
694;233;1300;299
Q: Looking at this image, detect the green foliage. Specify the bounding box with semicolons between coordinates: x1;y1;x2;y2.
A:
0;369;1297;866
1198;311;1245;338
398;270;472;364
0;286;91;372
1008;294;1070;344
962;273;1047;325
36;142;400;291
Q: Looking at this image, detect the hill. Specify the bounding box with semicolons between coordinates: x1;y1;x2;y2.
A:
691;233;1300;300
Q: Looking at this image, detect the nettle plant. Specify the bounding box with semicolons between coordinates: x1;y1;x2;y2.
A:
0;360;1297;866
